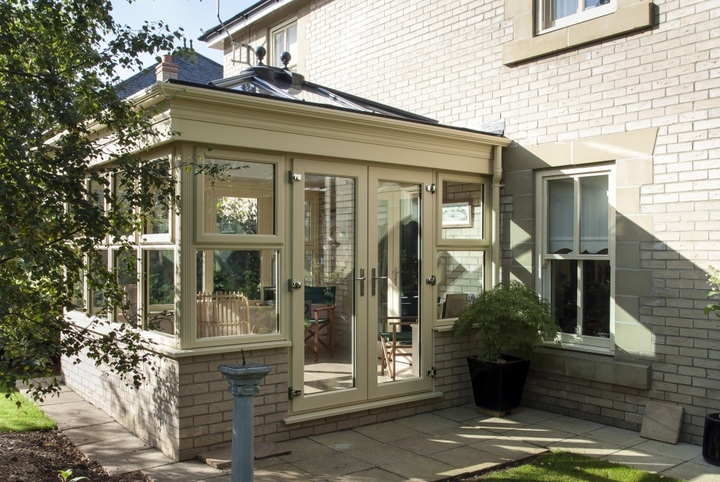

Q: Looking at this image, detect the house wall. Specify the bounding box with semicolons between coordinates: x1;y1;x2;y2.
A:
222;0;720;444
64;330;477;460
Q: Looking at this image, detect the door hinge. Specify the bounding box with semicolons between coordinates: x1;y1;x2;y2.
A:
289;171;302;183
425;184;436;194
427;367;436;378
288;387;302;399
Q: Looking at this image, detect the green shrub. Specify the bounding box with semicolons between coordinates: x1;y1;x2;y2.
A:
454;281;559;362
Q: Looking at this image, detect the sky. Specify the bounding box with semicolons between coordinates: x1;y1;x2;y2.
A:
111;0;257;78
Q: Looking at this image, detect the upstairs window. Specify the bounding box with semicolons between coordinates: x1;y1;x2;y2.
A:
538;0;615;32
271;21;297;69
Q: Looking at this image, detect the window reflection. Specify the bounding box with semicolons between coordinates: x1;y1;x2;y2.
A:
441;181;484;240
115;250;138;326
437;250;484;319
144;249;175;335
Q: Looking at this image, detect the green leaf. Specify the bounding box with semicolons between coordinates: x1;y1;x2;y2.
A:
0;0;183;400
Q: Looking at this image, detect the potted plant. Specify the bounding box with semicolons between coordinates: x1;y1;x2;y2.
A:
454;280;559;415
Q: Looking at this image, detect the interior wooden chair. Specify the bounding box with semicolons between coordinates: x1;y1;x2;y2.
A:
196;291;251;338
304;286;336;361
379;316;417;381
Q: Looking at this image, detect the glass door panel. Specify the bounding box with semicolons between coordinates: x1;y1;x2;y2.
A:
376;181;421;384
369;168;432;398
291;163;431;413
302;173;356;394
290;161;367;412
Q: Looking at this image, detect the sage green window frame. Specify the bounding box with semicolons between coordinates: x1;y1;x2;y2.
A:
434;172;491;327
192;149;286;346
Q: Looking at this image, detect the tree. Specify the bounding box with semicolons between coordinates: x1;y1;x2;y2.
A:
0;0;186;400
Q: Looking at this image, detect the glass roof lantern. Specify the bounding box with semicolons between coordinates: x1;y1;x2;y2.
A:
207;46;438;124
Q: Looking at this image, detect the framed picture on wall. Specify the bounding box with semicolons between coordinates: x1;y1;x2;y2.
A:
442;201;472;228
443;293;468;318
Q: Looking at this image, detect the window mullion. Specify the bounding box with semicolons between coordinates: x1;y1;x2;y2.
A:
574;176;583;334
576;259;583;335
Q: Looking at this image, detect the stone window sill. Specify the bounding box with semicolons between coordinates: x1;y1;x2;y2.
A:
503;1;654;65
531;347;651;389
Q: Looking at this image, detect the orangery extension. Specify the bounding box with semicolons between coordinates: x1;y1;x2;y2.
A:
64;54;510;460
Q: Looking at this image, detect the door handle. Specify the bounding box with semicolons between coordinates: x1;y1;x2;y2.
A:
371;268;388;297
355;268;366;297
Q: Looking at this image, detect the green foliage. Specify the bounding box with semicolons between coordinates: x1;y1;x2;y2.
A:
0;388;56;432
58;469;89;482
704;266;720;318
454;281;559;362
0;0;187;400
480;450;682;481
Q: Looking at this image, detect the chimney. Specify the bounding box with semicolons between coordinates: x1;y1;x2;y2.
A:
155;55;179;82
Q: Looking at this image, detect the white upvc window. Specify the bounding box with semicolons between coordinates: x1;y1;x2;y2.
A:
537;166;615;352
537;0;615;32
271;20;297;69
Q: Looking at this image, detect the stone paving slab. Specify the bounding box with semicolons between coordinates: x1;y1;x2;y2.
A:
36;387;86;406
377;451;456;481
309;429;380;452
39;400;115;429
353;420;426;443
100;448;176;475
548;436;625;458
143;460;228;482
583;425;645;447
486;439;548;459
391;432;467;455
331;467;407;481
63;422;136;446
607;447;686;474
540;415;606;435
499;425;573;447
292;452;374;477
34;384;720;482
394;412;463;435
661;460;720;482
275;437;337;463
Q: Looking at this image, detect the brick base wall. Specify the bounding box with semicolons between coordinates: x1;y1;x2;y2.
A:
61;351;180;459
63;330;479;461
524;371;647;434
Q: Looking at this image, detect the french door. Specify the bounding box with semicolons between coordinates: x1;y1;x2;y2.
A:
290;159;433;413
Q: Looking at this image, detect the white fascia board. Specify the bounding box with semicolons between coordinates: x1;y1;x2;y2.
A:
203;0;298;50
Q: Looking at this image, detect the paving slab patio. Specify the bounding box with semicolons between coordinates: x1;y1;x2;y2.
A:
33;383;720;481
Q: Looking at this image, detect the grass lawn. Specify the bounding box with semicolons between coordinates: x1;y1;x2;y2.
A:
0;388;56;432
476;451;683;481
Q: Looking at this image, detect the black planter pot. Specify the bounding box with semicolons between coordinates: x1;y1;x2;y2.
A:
702;413;720;466
467;355;530;415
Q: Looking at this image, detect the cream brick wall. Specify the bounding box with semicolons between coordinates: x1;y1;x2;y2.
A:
62;351;181;459
221;0;720;444
68;0;714;457
64;332;476;461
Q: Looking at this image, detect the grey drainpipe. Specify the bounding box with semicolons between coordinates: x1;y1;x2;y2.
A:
491;144;503;287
